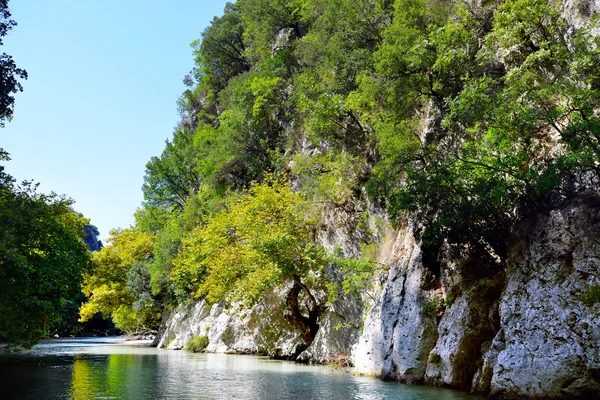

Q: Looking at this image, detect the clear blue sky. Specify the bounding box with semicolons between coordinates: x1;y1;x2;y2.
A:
1;0;229;241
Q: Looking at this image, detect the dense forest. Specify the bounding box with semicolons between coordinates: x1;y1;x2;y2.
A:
79;0;600;346
2;0;599;350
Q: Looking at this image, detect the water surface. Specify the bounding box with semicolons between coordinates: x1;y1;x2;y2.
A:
0;337;483;400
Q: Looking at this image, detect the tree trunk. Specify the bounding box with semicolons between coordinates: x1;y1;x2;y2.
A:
284;280;320;344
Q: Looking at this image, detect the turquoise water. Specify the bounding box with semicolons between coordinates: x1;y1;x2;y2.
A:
0;337;483;400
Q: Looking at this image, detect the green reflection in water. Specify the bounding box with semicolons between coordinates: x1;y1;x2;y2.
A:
70;353;156;399
70;355;94;400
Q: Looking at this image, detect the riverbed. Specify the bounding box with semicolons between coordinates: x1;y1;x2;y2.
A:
0;337;483;399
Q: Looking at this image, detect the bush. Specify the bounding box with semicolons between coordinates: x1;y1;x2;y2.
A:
429;352;442;364
423;297;445;317
578;285;600;307
186;335;209;352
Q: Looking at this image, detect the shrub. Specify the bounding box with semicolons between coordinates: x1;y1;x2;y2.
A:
186;335;209;352
578;285;600;307
429;352;442;364
330;353;353;370
423;297;445;317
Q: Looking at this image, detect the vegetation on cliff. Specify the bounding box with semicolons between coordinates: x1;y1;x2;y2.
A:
79;0;600;343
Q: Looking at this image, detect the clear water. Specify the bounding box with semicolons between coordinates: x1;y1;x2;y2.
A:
0;337;484;400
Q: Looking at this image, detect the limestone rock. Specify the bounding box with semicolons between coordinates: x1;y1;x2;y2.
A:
563;0;600;35
353;221;439;383
482;198;600;399
154;288;303;358
297;291;363;364
83;225;102;252
425;294;499;390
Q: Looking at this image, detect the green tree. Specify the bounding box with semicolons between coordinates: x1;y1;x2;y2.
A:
79;228;161;333
193;2;249;96
356;0;600;265
0;0;27;126
238;0;305;59
143;129;204;211
173;179;328;343
0;154;91;347
213;51;293;190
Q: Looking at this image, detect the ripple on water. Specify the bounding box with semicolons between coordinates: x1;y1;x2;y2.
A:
0;337;485;400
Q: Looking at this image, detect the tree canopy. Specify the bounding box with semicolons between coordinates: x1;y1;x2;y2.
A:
79;228;161;333
90;0;600;349
173;179;328;343
0;0;26;126
0;154;91;347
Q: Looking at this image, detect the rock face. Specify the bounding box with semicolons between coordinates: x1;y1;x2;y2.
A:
353;197;600;399
476;198;600;399
297;202;385;363
354;220;440;382
155;196;600;398
424;293;500;390
155;288;304;358
563;0;600;35
83;225;102;252
296;290;363;364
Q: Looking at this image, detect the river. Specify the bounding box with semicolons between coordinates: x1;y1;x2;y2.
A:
0;337;484;399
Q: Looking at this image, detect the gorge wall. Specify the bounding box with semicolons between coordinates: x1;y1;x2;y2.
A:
354;197;600;399
152;0;600;398
155;195;600;398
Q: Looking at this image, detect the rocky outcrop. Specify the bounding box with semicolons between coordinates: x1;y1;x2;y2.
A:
353;220;440;382
296;202;385;363
424;292;500;390
83;225;102;252
296;290;363;364
155;288;304;358
353;197;600;399
474;197;600;399
563;0;600;35
154;194;600;398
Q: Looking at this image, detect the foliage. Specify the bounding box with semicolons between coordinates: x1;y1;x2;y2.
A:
174;179;328;342
125;0;600;353
0;0;27;126
185;335;209;352
193;2;249;95
445;292;456;308
0;159;91;347
238;0;305;59
54;292;119;337
177;179;323;303
143;129;204;211
422;297;446;317
578;285;600;307
355;0;600;263
79;228;161;333
292;151;363;205
327;244;382;305
429;352;442;364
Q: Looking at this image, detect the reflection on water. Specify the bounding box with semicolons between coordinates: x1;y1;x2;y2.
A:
0;337;484;400
70;353;158;400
